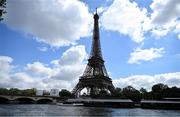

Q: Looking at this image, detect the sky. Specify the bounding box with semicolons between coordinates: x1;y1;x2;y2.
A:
0;0;180;91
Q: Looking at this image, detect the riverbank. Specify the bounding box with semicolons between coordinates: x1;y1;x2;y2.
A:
65;99;134;108
1;96;180;110
59;98;180;109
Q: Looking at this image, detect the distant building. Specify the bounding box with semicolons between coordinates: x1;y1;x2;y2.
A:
43;90;50;96
50;89;59;97
36;90;43;96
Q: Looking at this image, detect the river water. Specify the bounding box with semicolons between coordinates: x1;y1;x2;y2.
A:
0;104;180;116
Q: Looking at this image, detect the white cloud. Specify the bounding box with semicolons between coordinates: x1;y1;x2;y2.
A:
178;34;180;39
0;56;13;74
25;62;52;78
101;0;149;43
0;50;180;91
128;47;165;64
101;0;180;42
4;0;93;47
175;21;180;39
151;0;180;25
101;0;177;64
113;72;180;91
147;0;180;38
38;46;48;52
0;45;87;90
0;56;14;88
51;45;86;81
97;7;107;14
59;45;87;65
51;65;85;81
4;0;179;46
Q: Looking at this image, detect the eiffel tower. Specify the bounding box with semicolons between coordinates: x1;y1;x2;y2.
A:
72;11;115;97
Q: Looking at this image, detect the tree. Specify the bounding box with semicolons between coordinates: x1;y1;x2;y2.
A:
0;88;9;95
169;86;180;97
140;87;147;99
98;90;110;97
140;88;147;94
22;88;37;96
152;83;168;99
9;88;21;95
113;87;123;97
152;83;168;92
59;89;71;98
122;86;141;102
0;0;6;21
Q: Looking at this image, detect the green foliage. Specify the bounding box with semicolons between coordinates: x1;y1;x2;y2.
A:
22;88;37;96
0;88;9;95
97;90;110;97
143;83;180;100
140;87;147;94
59;89;71;98
122;86;141;102
113;88;123;97
0;0;6;21
9;88;22;95
151;83;168;100
140;87;147;99
0;83;180;101
0;88;37;96
152;83;168;93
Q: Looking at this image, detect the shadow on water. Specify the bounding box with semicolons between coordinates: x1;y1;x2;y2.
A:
0;97;9;104
15;98;36;104
0;97;53;104
36;99;53;104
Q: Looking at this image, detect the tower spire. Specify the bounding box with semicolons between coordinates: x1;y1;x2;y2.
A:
90;9;102;59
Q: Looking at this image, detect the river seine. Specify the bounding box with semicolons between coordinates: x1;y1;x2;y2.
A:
0;104;180;116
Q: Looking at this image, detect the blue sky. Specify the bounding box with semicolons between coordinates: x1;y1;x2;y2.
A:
0;0;180;90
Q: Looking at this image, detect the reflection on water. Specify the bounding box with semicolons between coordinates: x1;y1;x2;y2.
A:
0;104;180;116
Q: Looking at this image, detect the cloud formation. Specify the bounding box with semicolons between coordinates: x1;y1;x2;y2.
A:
150;0;180;38
4;0;179;47
113;72;180;91
151;0;180;24
101;0;180;42
101;0;149;43
1;49;180;91
128;47;165;64
59;45;87;65
4;0;93;47
0;45;87;90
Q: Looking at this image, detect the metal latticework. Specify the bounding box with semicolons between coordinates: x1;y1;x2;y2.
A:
90;13;102;59
72;12;115;97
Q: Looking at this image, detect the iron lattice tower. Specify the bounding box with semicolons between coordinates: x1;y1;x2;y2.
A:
72;12;115;97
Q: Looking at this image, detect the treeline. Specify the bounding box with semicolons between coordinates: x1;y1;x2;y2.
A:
102;83;180;102
0;88;36;96
0;88;72;97
57;83;180;102
0;83;180;102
